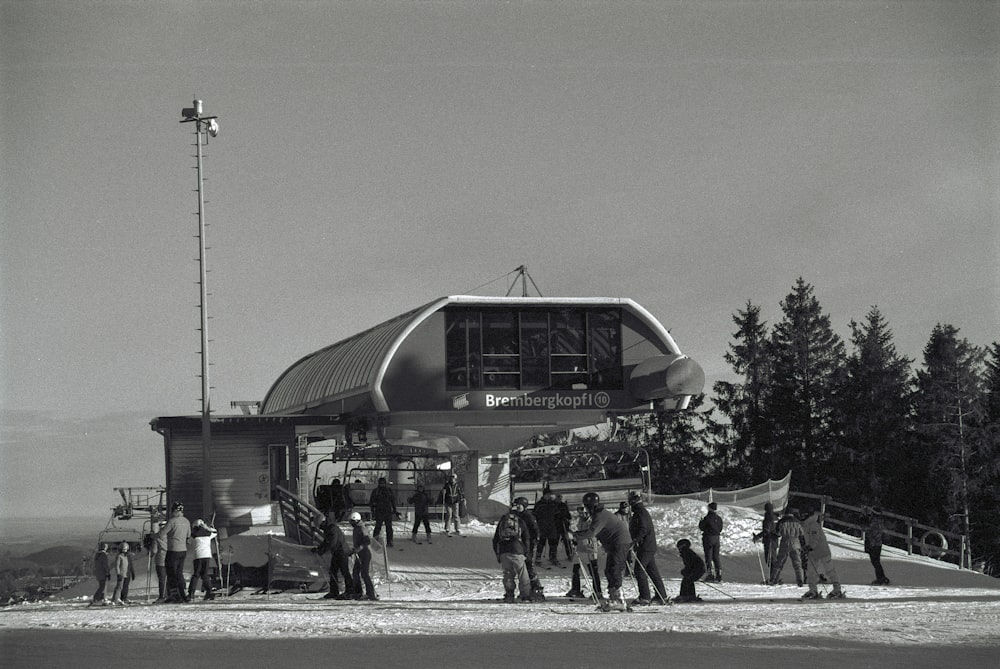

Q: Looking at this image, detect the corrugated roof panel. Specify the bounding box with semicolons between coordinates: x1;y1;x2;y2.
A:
260;300;440;414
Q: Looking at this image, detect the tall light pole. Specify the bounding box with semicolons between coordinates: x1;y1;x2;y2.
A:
180;99;220;521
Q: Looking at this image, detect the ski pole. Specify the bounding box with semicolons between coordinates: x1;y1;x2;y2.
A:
225;546;232;596
755;540;766;584
145;548;152;604
699;578;736;600
624;549;641;600
576;552;600;607
631;550;669;604
806;551;829;596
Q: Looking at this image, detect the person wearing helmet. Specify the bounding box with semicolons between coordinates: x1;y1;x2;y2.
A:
674;538;705;602
532;491;561;566
162;501;191;603
573;491;632;612
768;507;805;587
511;497;545;600
89;543;111;606
347;511;377;600
699;502;724;582
565;504;602;601
627;491;669;605
111;541;134;605
753;502;780;573
312;514;353;600
368;477;401;548
493;502;532;603
407;483;433;544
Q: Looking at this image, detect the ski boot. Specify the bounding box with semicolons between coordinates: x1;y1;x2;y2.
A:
800;590;822;600
503;591;516;604
565;589;586;599
630;597;651;607
530;582;545;602
826;588;846;599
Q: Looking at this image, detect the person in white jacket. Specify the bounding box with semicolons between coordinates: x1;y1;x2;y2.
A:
188;519;218;601
800;508;845;600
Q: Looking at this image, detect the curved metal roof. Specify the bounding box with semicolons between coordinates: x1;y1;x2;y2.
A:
260;296;679;416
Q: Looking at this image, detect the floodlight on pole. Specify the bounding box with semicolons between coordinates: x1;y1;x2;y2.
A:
180;98;220;522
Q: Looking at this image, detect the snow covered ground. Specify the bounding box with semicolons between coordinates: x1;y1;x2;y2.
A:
2;499;999;667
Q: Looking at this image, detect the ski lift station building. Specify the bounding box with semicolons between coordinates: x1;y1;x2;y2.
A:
151;296;704;534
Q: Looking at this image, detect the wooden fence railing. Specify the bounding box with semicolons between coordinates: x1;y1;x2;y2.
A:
790;491;969;569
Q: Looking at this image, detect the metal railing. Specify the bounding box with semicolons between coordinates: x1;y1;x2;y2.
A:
790;492;969;569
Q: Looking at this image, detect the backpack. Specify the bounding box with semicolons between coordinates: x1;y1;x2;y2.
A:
499;513;521;542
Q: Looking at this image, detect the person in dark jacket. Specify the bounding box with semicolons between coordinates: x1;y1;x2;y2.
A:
627;491;669;605
312;514;353;599
555;494;574;560
407;483;433;544
675;538;705;602
753;502;779;571
328;479;348;522
368;477;401;548
492;502;532;603
698;501;724;582
533;492;562;566
574;491;632;612
769;507;805;586
90;543;112;606
864;506;891;585
512;496;545;601
347;511;377;600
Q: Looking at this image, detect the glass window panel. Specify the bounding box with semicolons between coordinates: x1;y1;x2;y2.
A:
588;310;623;389
520;311;549;388
550;309;586;355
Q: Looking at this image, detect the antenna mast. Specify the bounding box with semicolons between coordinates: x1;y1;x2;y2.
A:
180;98;220;520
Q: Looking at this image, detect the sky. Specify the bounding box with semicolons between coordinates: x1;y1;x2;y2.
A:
1;1;998;519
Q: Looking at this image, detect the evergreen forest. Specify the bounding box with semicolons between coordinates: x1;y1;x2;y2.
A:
614;277;1000;574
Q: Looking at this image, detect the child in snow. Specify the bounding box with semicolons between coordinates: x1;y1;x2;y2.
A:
348;511;378;600
675;538;705;602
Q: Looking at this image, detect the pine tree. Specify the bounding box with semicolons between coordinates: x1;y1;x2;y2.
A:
618;395;711;494
836;306;913;504
976;343;1000;572
709;301;775;486
766;278;846;493
913;324;986;567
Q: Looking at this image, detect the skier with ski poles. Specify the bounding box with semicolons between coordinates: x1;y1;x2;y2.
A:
347;511;378;601
573;491;631;612
673;538;705;603
768;507;806;587
626;491;669;605
565;504;602;601
753;501;779;575
512;496;546;601
800;507;845;600
493;501;533;603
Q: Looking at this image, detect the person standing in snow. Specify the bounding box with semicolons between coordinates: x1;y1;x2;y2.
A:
188;519;218;601
800;507;845;599
566;504;602;600
151;521;169;602
492;502;532;603
162;501;191;603
441;472;464;536
864;506;891;585
627;491;669;605
768;507;806;586
555;494;574;561
674;538;705;602
313;514;353;600
90;543;111;606
111;542;134;605
533;491;562;566
512;496;546;601
348;511;378;601
407;483;433;544
573;491;631;611
698;501;724;582
753;502;780;571
369;477;401;548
